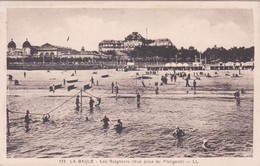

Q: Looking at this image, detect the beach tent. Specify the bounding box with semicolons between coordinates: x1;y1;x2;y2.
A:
170;62;177;67
165;63;171;67
192;62;200;67
244;62;254;67
127;62;135;66
225;62;234;66
176;63;183;67
182;63;189;67
218;62;223;66
235;62;240;67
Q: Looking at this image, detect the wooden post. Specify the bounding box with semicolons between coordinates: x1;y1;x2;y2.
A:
7;109;10;136
80;89;83;113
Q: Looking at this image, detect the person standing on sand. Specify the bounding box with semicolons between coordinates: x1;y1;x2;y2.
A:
174;74;177;83
155;86;159;94
24;72;26;78
137;93;141;107
111;82;114;93
24;110;30;132
91;76;95;86
115;82;119;96
115;86;119;96
187;73;191;80
171;74;174;82
234;89;240;105
185;78;190;87
52;84;55;93
193;80;197;90
161;76;164;85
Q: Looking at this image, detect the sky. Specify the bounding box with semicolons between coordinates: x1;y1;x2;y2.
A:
7;8;254;52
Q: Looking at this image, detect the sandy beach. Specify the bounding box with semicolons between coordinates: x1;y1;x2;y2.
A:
6;69;253;158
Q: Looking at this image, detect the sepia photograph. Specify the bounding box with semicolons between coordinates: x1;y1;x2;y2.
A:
1;1;260;166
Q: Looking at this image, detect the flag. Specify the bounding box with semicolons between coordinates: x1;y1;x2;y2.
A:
67;36;70;41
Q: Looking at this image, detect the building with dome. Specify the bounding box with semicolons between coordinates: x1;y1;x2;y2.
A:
22;38;32;56
7;39;16;50
7;39;23;57
7;38;33;57
7;39;80;59
98;32;173;52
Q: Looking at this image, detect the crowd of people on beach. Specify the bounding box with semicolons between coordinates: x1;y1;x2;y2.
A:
7;68;249;152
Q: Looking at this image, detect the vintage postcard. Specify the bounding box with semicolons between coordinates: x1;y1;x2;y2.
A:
0;1;259;166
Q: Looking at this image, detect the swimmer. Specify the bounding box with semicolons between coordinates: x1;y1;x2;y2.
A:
173;126;185;148
155;86;159;94
234;89;240;104
42;114;50;123
115;119;123;133
101;115;110;129
241;88;246;94
24;110;30;132
173;126;185;140
89;97;95;112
